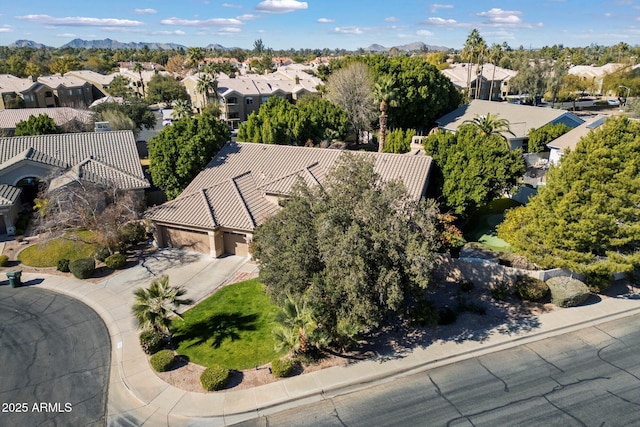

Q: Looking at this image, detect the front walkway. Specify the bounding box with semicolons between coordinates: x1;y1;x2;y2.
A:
6;249;640;426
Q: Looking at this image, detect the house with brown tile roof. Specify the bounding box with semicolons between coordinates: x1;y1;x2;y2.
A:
146;142;433;258
0;130;148;235
547;115;607;165
0;107;94;136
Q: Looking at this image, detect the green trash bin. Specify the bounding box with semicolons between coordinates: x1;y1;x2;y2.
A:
7;270;22;288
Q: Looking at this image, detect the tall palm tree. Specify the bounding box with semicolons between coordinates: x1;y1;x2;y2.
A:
462;29;485;100
132;276;193;346
463;113;515;147
488;43;503;101
133;62;145;98
186;47;205;71
171;99;192;120
273;295;317;355
196;73;218;110
373;76;398;152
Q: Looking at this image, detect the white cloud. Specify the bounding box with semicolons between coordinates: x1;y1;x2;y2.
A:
422;17;459;27
255;0;308;14
333;26;364;35
430;4;453;13
604;12;612;17
134;8;157;14
416;29;434;37
317;18;334;23
222;3;242;8
160;17;242;26
237;14;258;21
56;33;77;37
151;30;186;35
385;16;399;22
16;14;144;27
0;25;11;33
477;8;522;26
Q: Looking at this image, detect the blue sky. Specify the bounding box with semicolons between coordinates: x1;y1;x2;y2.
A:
1;1;639;50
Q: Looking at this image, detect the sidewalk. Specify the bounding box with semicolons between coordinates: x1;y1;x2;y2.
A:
19;253;640;427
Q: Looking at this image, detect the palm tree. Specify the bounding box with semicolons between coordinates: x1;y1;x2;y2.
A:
196;73;218;110
272;295;317;355
132;276;193;346
171;99;192;120
463;113;515;147
462;29;485;100
488;43;503;101
373;76;398;152
186;47;205;71
133;62;145;98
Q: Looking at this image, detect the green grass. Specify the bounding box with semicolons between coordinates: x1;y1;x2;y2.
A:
464;199;522;252
172;279;285;370
18;230;99;267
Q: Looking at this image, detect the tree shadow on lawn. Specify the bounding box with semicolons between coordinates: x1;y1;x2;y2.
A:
174;312;259;349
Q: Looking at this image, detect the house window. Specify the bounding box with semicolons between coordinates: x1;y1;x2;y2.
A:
76;88;82;95
261;96;269;103
229;112;240;119
68;90;73;96
227;97;237;104
45;91;53;97
24;94;31;102
246;97;254;105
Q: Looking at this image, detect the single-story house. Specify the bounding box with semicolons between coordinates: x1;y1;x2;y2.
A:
547;115;606;165
146;142;433;258
0;130;149;234
436;99;585;150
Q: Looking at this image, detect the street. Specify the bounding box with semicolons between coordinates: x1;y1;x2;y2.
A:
0;285;111;426
235;314;640;426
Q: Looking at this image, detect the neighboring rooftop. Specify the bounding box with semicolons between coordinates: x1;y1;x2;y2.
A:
547;115;607;154
0;107;94;130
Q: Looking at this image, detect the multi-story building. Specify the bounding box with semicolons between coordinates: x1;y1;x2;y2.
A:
441;63;517;101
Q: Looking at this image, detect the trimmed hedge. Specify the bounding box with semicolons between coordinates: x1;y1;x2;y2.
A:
150;349;175;372
516;275;549;301
271;357;294;378
69;257;95;279
0;254;8;267
57;258;70;272
105;253;127;269
546;276;590;307
94;247;111;262
200;365;230;391
139;330;166;355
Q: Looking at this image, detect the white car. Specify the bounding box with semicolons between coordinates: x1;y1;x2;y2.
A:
162;118;173;126
608;99;621;106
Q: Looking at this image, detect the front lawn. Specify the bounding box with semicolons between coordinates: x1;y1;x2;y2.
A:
18;230;99;267
171;279;284;370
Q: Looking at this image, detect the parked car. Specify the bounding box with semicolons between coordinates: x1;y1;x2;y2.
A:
608;99;621;106
162;118;173;126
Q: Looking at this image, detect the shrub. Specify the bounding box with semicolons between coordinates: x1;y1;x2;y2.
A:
490;281;512;301
57;258;70;272
94;247;111;262
456;293;487;315
546;276;590;307
0;254;8;267
459;280;474;293
271;357;294;378
118;222;147;249
438;306;458;325
105;253;127;269
150;349;175;372
410;300;439;327
515;275;549;301
69;257;95;279
583;264;614;292
139;330;166;355
200;365;230;391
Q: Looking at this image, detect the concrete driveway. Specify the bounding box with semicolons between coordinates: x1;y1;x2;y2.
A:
0;285;110;426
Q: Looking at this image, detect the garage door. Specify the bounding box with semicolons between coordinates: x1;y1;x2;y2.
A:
223;231;248;256
161;227;209;254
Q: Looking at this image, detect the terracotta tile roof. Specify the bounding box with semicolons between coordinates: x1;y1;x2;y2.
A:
147;142;432;232
0;130;148;190
0;107;94;129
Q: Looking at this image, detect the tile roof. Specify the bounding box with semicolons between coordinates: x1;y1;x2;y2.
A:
37;74;91;89
147;142;432;232
0;74;41;93
0;130;148;190
0;184;21;207
436;99;585;139
0;107;94;129
441;63;517;89
66;70;116;87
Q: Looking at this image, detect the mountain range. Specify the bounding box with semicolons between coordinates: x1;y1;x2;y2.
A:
7;38;450;52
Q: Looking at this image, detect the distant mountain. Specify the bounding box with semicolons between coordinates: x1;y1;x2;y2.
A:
8;40;51;49
61;38;188;50
205;43;231;51
364;41;451;53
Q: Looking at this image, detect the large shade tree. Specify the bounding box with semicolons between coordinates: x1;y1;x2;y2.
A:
252;154;441;344
498;116;640;272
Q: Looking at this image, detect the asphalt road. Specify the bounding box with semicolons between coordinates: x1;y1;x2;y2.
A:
0;284;111;426
235;314;640;427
